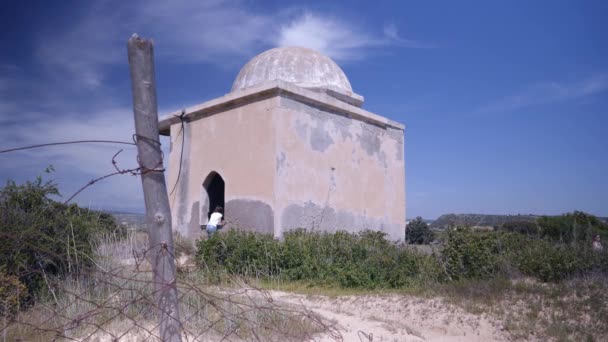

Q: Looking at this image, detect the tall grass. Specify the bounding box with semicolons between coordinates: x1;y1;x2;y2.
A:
195;228;608;341
196;228;608;288
2;230;333;341
196;229;444;289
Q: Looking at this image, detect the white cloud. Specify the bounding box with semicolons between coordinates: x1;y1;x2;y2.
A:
479;73;608;113
35;0;274;88
35;2;427;88
276;13;378;60
2;1;428;211
0;106;154;209
275;13;427;60
139;0;272;61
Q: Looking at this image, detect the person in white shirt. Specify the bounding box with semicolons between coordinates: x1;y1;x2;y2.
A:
205;206;225;238
593;234;603;252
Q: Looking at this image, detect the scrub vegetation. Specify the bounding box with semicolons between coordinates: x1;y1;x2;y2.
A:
2;175;608;341
0;177;334;341
196;213;608;341
197;215;608;287
0;175;123;306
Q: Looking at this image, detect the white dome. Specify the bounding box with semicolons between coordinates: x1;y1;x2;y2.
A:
231;47;353;93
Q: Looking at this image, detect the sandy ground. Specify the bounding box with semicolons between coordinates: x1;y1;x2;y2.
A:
269;291;509;342
79;285;511;342
86;255;510;341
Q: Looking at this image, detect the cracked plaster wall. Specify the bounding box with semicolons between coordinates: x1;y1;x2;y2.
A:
167;97;278;239
166;93;405;241
274;97;405;241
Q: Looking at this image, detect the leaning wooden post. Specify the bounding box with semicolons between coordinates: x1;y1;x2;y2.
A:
127;34;182;342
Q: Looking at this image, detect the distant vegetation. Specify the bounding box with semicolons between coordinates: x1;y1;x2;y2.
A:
430;213;538;230
106;210;147;229
431;212;608;231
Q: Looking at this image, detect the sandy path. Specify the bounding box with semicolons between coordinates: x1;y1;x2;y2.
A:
269;291;509;342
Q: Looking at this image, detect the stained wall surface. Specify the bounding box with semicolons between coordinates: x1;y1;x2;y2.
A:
273;97;405;241
165;85;405;241
167;97;278;239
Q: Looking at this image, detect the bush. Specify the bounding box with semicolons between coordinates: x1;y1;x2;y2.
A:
406;217;434;244
0;267;27;315
537;211;608;244
196;229;282;279
0;176;123;298
441;227;607;283
441;228;520;280
196;229;441;289
499;221;539;237
196;225;608;289
514;240;596;282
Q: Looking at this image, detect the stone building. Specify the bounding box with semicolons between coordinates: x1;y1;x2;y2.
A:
159;47;406;241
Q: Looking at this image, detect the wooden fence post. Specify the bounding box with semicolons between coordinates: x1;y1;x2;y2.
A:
127;34;181;342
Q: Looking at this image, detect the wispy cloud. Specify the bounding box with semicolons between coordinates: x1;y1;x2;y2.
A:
35;2;427;88
276;13;428;60
276;13;379;60
2;1;428;211
478;74;608;113
35;1;273;88
0;104;151;210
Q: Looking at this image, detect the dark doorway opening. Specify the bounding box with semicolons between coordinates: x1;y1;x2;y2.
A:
203;172;225;220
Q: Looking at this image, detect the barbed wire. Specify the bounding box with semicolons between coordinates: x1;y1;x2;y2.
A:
0;135;342;342
0;136;166;205
0;230;341;341
0;140;136;154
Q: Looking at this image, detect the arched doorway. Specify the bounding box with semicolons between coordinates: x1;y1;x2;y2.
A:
203;171;225;220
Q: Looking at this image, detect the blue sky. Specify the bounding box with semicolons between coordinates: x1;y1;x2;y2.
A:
1;0;606;219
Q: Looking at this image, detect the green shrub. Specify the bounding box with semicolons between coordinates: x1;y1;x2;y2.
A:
196;229;441;289
514;241;597;282
441;228;521;280
195;229;282;278
196;226;608;289
441;227;607;283
537;211;608;244
0;267;27;316
406;217;434;244
0;176;123;298
499;221;540;237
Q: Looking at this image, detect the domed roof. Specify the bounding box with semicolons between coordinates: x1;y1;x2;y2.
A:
231;47;353;93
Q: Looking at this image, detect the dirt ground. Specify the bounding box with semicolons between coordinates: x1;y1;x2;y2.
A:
269;291;510;342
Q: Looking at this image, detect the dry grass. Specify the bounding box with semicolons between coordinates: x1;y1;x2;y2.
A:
258;274;608;341
428;275;608;341
2;231;337;342
6;229;606;341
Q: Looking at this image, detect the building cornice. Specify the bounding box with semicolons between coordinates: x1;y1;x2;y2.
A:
158;80;405;135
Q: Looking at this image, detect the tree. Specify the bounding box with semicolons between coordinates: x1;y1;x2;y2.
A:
406;217;434;244
499;221;540;237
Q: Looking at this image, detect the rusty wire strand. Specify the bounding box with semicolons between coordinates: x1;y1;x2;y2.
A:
0;140;136;154
0;238;342;341
0;131;340;342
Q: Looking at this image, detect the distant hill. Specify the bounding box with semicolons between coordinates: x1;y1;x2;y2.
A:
430;214;539;230
105;210;146;229
430;213;608;230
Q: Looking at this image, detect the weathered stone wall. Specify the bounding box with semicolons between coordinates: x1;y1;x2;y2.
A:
165;82;406;241
273;96;406;241
167;97;278;239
